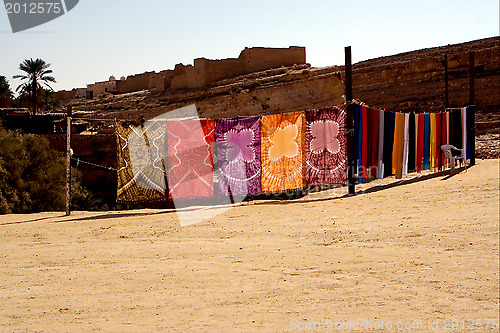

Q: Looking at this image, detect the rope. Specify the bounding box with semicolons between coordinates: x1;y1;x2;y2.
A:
71;156;117;172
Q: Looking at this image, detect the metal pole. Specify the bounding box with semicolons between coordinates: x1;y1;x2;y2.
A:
469;51;475;106
469;51;476;166
444;54;449;109
345;46;355;195
65;106;72;216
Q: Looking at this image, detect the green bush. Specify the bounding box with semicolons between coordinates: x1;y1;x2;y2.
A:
0;127;97;214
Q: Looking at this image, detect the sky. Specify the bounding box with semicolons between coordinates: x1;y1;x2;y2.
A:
1;0;499;93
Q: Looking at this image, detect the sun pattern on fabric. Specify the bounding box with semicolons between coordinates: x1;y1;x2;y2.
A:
215;116;261;196
116;121;167;202
305;106;347;185
268;125;299;161
167;119;215;199
225;129;255;164
309;121;340;154
261;112;305;192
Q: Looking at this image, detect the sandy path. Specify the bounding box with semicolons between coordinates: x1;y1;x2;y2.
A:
0;160;498;332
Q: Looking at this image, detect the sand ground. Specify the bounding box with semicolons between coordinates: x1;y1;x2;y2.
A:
0;160;499;332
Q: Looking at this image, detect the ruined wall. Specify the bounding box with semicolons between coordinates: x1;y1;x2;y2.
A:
116;72;155;94
55;90;76;101
241;46;306;73
170;46;306;90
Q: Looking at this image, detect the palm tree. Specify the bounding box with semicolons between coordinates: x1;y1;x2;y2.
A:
13;58;56;114
0;75;13;107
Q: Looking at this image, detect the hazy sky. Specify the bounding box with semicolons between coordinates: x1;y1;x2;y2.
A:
1;0;498;92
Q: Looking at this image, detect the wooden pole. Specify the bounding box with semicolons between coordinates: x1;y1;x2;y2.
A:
469;51;475;106
444;54;449;109
65;106;72;216
345;46;355;195
469;51;476;166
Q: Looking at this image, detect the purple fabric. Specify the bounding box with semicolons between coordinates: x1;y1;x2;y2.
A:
305;105;347;185
215;116;261;196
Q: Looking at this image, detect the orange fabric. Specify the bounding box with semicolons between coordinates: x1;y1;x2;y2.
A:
392;112;405;179
261;112;306;192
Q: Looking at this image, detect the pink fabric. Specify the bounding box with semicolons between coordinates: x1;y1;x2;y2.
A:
167;119;215;199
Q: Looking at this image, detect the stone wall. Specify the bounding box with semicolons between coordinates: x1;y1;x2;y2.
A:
116;72;156;94
170;46;306;90
241;46;306;73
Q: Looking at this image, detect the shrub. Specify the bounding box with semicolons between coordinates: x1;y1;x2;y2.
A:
0;127;97;214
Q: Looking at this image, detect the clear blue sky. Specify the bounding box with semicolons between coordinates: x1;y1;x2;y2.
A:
1;0;498;93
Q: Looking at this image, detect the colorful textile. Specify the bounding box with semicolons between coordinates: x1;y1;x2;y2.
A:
462;107;467;161
441;112;448;169
402;113;410;175
361;106;368;180
116;121;167;202
305;106;347;185
408;113;416;172
261;112;306;192
215;116;261;196
423;114;430;170
383;111;395;177
392;112;405;179
466;107;474;160
376;109;385;179
417;114;425;173
369;108;379;177
451;109;462;151
430;113;437;169
167;119;215;199
354;104;362;177
435;112;442;170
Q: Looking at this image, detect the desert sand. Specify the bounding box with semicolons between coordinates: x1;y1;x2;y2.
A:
0;160;499;332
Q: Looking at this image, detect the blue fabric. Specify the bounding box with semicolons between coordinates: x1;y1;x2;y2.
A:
354;104;362;170
423;113;430;170
354;104;365;182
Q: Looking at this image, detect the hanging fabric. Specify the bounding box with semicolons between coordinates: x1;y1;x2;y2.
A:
423;113;430;170
261;112;306;192
466;106;474;160
215;116;262;197
402;113;410;175
416;114;425;173
376;109;385;179
354;104;362;179
430;113;437;170
361;105;368;181
462;107;468;162
408;113;416;173
452;109;463;151
369;107;379;178
167;119;215;199
435;112;442;170
116;120;168;202
392;112;405;179
383;111;395;177
305;105;347;186
441;111;448;170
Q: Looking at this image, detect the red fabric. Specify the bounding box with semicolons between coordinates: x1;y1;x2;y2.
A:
416;114;425;173
361;106;368;180
167;119;215;199
370;108;379;176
